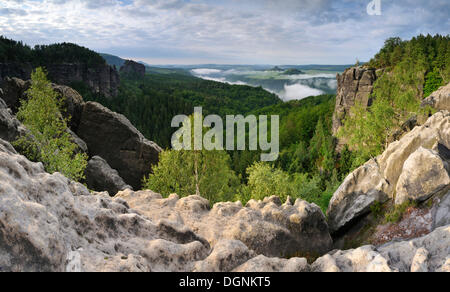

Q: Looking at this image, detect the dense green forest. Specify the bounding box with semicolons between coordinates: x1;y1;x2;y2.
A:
0;36;106;68
341;34;450;164
75;72;281;148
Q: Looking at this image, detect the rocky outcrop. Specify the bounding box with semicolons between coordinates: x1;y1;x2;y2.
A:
0;77;30;112
46;63;119;98
0;62;119;98
85;156;132;196
115;191;333;258
328;110;450;234
432;190;450;230
51;84;85;131
0;77;84;131
395;147;450;205
327;159;390;234
120;60;145;79
312;225;450;272
77;102;162;189
0;63;32;83
0;97;25;142
422;82;450;111
332;66;377;136
0;138;449;272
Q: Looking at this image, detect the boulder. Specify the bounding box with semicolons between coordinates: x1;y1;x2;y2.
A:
51;84;85;131
421;82;450;111
328;111;450;234
0;97;23;142
194;240;256;272
85;156;133;196
327;159;390;234
115;191;333;258
120;60;146;79
233;255;309;272
312;225;450;272
0;77;30;112
77;102;162;189
395;147;450;205
432;190;450;230
0;138;209;272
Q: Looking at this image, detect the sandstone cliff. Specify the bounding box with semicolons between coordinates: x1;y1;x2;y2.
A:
0;62;119;98
120;60;146;79
332;66;378;137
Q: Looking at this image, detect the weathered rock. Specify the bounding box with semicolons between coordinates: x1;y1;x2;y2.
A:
120;60;145;79
67;128;88;153
327;159;390;234
233;255;309;272
422;82;450;111
312;245;393;272
194;240;256;272
51;84;85;131
0;63;32;84
328;111;450;234
115;191;333;258
77;102;162;189
313;225;450;272
46;63;120;98
0;139;209;272
0;77;30;112
332;66;377;136
85;156;132;196
432;190;450;230
395;147;450;205
0;77;86;131
377;225;450;272
0;97;24;142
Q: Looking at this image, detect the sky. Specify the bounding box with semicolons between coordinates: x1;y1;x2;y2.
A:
0;0;449;65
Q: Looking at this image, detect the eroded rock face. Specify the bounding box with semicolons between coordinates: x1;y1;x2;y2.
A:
85;156;133;196
395;147;450;205
432;191;450;230
0;97;25;142
1;138;449;272
77;102;162;190
0;77;85;131
332;66;377;136
313;226;450;272
328;111;450;234
115;191;333;258
327;159;390;234
120;60;145;79
422;82;450;111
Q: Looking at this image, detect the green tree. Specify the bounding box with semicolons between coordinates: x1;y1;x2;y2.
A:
13;67;88;181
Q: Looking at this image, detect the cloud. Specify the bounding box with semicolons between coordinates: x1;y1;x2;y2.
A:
0;0;448;64
282;83;324;101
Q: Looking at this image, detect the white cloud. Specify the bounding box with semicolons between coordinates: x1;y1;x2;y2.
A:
0;0;448;64
282;83;324;101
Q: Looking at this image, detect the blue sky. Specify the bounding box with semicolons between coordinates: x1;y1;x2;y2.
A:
1;0;449;64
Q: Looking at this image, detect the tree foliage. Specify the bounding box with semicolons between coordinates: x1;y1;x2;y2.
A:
13;68;88;181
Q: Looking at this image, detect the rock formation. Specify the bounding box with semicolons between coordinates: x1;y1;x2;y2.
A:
85;156;133;195
0;97;25;142
332;66;377;136
0;138;449;272
328;110;450;234
422;82;450;111
0;62;119;98
120;60;146;79
77;102;162;190
115;191;333;258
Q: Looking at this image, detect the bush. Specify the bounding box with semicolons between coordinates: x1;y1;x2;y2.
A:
13;67;88;181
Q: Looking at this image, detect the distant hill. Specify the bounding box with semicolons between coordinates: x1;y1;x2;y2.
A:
100;53;126;68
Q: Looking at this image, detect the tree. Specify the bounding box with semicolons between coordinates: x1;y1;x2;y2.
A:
143;149;240;204
14;67;88;181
